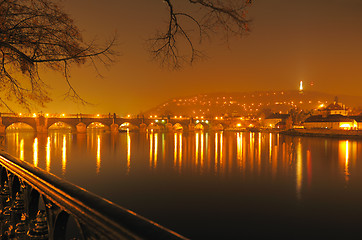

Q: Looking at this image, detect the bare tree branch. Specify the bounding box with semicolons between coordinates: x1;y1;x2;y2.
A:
149;0;252;69
0;0;117;111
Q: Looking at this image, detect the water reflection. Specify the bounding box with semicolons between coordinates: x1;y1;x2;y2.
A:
46;137;51;172
33;137;38;167
63;135;67;175
127;130;131;172
173;132;183;172
3;131;362;198
3;131;362;239
20;139;24;161
296;139;303;200
339;140;350;184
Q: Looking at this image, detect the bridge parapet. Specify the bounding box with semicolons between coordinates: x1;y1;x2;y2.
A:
0;152;187;239
0;113;258;133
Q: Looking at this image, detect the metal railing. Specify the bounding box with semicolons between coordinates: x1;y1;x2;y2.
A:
0;152;187;240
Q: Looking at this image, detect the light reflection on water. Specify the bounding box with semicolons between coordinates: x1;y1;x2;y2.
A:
3;130;362;239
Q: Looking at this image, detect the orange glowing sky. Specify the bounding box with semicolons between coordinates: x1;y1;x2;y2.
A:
32;0;362;115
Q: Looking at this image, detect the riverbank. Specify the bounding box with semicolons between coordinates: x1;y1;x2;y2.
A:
281;129;362;139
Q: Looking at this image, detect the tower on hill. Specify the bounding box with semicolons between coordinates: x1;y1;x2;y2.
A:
299;80;303;94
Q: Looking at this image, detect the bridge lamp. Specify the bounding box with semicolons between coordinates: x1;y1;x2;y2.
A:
155;120;159;123
161;120;165;123
236;123;242;127
19;113;22;116
205;120;209;124
97;114;100;117
215;117;218;120
127;115;131;118
45;113;49;117
32;113;37;117
155;115;157;118
179;116;182;119
196;120;200;123
61;114;65;117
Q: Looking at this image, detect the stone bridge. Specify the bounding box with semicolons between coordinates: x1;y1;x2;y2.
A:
0;113;260;133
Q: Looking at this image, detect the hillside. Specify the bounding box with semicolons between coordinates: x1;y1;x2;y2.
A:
144;90;362;117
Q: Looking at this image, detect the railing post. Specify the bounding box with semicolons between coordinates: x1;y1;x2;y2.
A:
0;153;188;240
27;210;49;240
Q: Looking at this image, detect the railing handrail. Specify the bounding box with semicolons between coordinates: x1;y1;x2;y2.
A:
0;151;188;240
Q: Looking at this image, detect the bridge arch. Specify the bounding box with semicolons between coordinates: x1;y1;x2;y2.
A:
212;123;224;131
147;122;163;131
119;122;139;131
6;122;35;131
173;123;183;131
87;122;110;131
48;121;75;132
195;123;204;130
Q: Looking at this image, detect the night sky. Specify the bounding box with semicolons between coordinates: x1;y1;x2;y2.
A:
38;0;362;115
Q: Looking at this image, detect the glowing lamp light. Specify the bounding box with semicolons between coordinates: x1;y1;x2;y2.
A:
319;104;325;108
179;116;182;119
340;123;351;130
215;117;218;120
155;120;159;123
45;113;49;117
32;113;37;117
97;114;100;117
196;120;200;123
127;114;131;118
236;123;242;127
61;114;65;117
19;113;22;116
205;120;209;124
155;115;158;118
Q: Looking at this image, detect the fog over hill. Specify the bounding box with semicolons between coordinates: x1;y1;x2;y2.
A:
144;90;362;117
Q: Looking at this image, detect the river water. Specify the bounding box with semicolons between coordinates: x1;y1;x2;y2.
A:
3;130;362;239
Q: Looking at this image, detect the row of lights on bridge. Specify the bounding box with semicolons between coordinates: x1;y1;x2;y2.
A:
17;113;256;121
18;113;103;118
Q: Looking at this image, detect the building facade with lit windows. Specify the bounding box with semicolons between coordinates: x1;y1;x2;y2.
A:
264;113;291;129
318;97;349;116
303;96;359;130
303;115;357;130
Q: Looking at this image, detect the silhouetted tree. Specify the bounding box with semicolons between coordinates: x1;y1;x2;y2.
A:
0;0;116;111
0;0;252;110
150;0;252;68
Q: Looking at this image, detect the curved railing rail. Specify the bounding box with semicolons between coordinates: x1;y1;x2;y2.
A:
0;152;187;240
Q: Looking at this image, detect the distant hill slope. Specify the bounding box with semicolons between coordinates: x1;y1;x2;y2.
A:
144;90;362;117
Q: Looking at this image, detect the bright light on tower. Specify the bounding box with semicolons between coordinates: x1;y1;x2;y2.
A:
299;81;303;92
